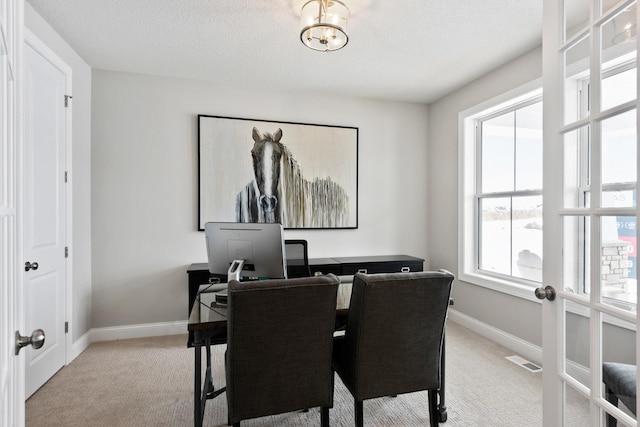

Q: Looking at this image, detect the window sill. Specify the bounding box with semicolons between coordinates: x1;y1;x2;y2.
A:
458;271;540;303
460;271;636;331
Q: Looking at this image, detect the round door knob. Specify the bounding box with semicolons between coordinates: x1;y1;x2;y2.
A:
30;329;45;349
15;329;46;355
25;261;39;271
534;285;556;301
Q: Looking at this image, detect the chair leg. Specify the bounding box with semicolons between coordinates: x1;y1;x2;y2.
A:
428;390;438;427
355;401;363;427
605;387;618;427
321;406;330;427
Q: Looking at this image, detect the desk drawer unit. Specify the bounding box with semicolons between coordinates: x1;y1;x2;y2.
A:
334;255;424;275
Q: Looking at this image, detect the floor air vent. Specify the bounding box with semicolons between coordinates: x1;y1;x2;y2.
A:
506;355;542;373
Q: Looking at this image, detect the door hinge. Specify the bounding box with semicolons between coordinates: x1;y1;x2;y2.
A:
65;247;69;258
65;322;69;334
64;95;72;108
64;171;68;183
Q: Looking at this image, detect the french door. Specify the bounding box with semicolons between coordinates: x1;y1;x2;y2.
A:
542;0;639;425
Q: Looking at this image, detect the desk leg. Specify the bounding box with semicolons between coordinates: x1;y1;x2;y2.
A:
205;338;227;400
194;330;204;427
205;340;216;398
194;333;224;427
438;330;447;423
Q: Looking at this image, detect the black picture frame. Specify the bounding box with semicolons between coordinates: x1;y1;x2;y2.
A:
198;115;358;230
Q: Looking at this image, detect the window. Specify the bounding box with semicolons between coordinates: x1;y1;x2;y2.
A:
459;83;543;298
564;58;638;312
460;52;637;309
478;100;543;281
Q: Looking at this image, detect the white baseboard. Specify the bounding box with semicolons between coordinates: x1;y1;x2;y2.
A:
64;321;189;365
90;320;188;343
566;359;590;387
448;309;542;365
76;312;541;370
68;330;92;363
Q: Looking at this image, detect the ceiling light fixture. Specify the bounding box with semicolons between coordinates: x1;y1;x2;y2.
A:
612;21;637;44
300;0;350;52
612;6;637;45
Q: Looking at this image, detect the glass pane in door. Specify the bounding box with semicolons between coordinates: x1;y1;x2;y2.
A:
602;317;637;425
564;126;590;209
601;110;636;205
565;0;591;41
602;66;637;112
600;216;637;310
563;216;592;297
602;0;630;15
564;299;592;425
565;302;591;388
565;35;591;125
600;2;637;114
565;384;592;426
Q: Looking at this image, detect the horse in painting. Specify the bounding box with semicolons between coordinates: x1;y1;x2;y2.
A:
235;127;350;228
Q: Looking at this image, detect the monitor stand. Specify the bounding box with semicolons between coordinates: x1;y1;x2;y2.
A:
227;259;245;283
215;259;245;306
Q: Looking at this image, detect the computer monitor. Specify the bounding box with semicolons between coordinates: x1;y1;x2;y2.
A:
204;222;288;282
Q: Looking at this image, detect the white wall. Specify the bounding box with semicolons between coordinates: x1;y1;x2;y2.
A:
24;4;93;344
91;70;430;328
427;46;544;346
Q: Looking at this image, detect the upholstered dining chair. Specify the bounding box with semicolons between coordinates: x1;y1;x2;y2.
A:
225;274;339;427
332;270;454;427
603;362;637;426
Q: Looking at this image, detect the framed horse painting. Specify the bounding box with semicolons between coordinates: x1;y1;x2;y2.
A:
198;115;358;230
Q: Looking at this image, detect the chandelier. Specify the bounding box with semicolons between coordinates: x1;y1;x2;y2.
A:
300;0;350;52
612;5;637;45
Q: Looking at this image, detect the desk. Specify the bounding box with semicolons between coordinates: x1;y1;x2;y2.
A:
187;255;424;314
187;281;450;427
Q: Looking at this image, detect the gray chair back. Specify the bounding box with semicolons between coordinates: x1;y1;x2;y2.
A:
226;274;339;425
284;239;311;278
336;271;453;401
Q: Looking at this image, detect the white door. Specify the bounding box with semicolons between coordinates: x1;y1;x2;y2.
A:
1;0;24;425
542;0;639;425
23;35;68;398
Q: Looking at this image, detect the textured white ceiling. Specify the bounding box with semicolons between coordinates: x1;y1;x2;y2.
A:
26;0;543;104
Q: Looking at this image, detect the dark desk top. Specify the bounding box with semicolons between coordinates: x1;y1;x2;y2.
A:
188;283;350;333
188;289;227;332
